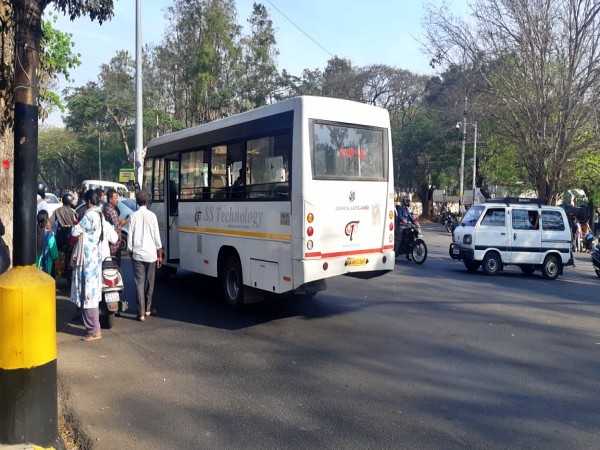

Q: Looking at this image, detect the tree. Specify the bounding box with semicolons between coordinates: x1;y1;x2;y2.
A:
99;50;135;158
424;0;600;203
238;2;279;110
0;0;109;262
322;56;363;101
38;126;82;188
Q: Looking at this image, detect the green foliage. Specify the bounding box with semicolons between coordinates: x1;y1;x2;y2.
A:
394;115;459;190
41;14;80;82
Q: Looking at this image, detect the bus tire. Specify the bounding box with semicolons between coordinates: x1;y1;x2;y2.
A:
222;255;244;308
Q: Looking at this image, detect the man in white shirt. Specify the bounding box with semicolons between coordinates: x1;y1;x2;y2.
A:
127;190;163;321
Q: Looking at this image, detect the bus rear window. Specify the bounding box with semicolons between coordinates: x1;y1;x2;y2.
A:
311;121;386;180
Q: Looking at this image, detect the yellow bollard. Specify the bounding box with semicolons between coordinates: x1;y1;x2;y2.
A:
0;265;59;447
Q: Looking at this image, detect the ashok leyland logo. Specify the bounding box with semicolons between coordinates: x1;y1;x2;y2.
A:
345;221;359;241
349;191;356;202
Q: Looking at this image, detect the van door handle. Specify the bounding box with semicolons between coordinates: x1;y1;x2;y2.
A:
500;232;506;235
513;233;517;240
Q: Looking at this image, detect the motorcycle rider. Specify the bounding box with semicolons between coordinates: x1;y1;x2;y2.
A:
396;195;418;260
36;181;49;214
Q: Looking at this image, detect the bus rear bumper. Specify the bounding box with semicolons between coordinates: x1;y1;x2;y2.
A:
295;250;395;287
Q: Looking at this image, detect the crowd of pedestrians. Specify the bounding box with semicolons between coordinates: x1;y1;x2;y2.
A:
28;182;163;341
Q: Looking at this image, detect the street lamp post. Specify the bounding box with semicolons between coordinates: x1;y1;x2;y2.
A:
97;123;102;180
472;122;478;206
457;96;468;214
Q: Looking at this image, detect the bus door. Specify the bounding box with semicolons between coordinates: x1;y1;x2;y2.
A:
166;159;180;263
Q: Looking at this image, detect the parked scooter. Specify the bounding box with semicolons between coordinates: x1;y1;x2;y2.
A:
591;243;600;279
395;222;428;264
100;257;127;329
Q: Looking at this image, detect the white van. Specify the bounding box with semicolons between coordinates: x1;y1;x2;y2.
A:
81;180;130;198
449;198;573;279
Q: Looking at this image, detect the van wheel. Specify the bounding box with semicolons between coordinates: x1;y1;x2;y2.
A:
464;261;480;273
222;255;244;308
542;255;560;280
520;265;535;276
482;252;501;276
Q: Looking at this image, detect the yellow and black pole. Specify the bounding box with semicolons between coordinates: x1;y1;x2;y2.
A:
0;268;57;446
0;2;59;447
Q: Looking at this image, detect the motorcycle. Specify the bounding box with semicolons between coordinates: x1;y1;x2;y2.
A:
591;243;600;278
394;222;428;264
440;210;458;233
100;257;127;329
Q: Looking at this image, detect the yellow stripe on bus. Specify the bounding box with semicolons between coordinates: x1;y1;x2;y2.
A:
0;266;57;370
179;226;292;241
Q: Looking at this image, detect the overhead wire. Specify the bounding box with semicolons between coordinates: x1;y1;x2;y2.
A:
264;0;335;58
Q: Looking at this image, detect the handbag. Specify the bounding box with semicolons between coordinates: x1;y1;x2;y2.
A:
71;236;85;268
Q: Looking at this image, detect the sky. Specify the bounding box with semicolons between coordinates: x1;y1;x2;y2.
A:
44;0;468;126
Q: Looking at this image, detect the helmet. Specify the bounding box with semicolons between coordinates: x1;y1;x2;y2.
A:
62;192;74;206
402;195;411;207
37;181;47;198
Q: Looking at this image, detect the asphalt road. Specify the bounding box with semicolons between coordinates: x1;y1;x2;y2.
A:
56;224;600;449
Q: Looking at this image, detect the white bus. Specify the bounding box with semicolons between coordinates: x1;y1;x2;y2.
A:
143;96;396;306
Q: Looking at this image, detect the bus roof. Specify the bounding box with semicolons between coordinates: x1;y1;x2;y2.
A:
146;96;389;158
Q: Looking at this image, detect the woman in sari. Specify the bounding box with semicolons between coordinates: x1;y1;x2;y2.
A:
70;190;117;341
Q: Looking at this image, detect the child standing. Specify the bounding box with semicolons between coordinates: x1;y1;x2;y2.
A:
36;210;59;276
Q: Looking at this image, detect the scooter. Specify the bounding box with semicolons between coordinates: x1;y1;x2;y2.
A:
100;257;127;329
395;222;428;264
591;243;600;279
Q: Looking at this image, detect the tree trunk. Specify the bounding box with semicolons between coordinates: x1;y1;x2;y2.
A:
13;0;42;266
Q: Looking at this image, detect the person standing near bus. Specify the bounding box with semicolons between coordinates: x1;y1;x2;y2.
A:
70;190;105;341
103;189;128;267
127;190;163;321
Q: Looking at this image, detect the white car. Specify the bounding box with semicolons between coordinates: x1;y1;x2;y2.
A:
44;193;61;216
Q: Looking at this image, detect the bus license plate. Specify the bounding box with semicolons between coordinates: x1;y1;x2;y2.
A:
346;257;368;267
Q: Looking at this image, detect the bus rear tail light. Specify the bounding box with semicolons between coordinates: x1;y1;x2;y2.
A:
307;240;313;250
307;226;314;237
323;262;328;271
389;222;393;231
307;213;314;223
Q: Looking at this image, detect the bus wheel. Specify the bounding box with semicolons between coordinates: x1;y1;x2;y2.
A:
222;256;244;308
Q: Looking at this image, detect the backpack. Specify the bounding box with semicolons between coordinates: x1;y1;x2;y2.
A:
55;224;72;251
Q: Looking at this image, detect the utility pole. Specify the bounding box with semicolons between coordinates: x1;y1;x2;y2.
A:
472;122;478;206
459;96;467;215
0;1;58;447
98;123;102;179
134;0;143;188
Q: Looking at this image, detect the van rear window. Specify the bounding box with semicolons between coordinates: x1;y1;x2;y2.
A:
542;211;565;231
